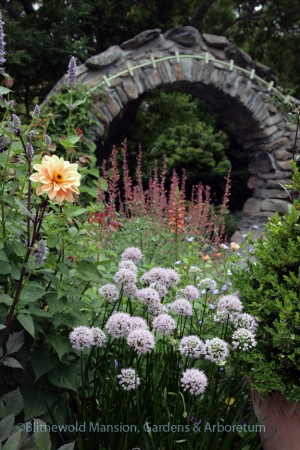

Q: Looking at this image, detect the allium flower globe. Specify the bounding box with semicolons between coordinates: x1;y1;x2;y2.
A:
121;247;143;263
215;294;243;322
29;155;81;203
171;298;193;317
198;278;217;291
152;314;176;335
69;326;94;351
204;338;229;363
114;268;137;286
127;329;155;354
118;259;138;274
117;368;141;391
98;284;119;303
181;368;208;396
233;313;259;333
179;336;205;358
180;285;199;302
232;328;257;351
130;316;149;331
91;327;106;347
105;312;132;338
137;287;160;307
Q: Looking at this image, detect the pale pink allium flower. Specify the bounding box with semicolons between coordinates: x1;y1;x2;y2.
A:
214;294;243;322
137;287;160;307
29;155;81;203
117;368;141;391
141;267;180;287
98;284;119;303
91;327;106;348
105;312;132;338
181;368;208;396
179;335;205;358
171;298;193;317
114;268;137;285
204;338;229;363
232;328;257;351
147;302;167;316
152;314;176;335
122;283;138;298
118;259;138;274
69;326;94;351
127;329;155;354
198;278;217;291
180;285;199;302
233;313;259;333
121;247;143;263
130;316;149;331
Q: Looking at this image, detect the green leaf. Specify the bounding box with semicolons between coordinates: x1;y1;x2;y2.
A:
2;389;24;417
48;335;71;360
0;251;9;262
57;444;75;450
33;420;51;450
2;430;22;450
0;415;14;443
57;263;70;277
47;364;79;391
31;348;58;381
76;260;102;282
72;99;86;107
23;388;55;421
0;261;11;275
0;295;13;306
2;357;23;369
6;331;24;355
21;285;46;303
0;87;12;95
27;308;53;318
17;314;35;338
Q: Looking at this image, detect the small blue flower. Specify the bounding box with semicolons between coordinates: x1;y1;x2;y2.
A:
221;284;229;291
212;289;219;295
209;304;216;310
186;236;194;242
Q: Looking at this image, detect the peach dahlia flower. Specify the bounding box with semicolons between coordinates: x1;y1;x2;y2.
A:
29;155;81;203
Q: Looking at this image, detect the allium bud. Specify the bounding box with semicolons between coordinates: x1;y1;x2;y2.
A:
26;143;34;159
33;104;40;118
34;239;48;266
44;135;51;146
11;114;21;131
0;12;6;72
67;56;77;88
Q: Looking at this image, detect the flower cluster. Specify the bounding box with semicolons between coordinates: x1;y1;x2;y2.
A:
204;338;229;363
171;298;193;317
141;267;180;289
105;312;132;338
117;368;141;391
232;328;257;351
98;284;119;303
121;247;143;263
34;239;49;266
178;285;199;302
198;278;217;291
152;314;176;335
114;268;137;286
69;326;106;351
179;336;205;358
181;368;208;396
214;294;243;322
127;329;155;355
136;287;160;308
233;313;259;333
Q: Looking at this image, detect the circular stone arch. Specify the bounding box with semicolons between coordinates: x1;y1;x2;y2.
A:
49;26;298;226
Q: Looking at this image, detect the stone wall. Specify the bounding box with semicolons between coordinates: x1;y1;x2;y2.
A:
48;26;299;225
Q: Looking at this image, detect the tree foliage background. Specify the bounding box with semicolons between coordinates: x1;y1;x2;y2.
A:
1;0;299;211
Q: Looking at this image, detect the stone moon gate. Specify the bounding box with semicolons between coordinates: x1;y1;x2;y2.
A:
52;26;299;225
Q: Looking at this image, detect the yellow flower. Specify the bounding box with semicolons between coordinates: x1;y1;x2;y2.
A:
230;242;240;251
225;397;235;405
30;155;81;203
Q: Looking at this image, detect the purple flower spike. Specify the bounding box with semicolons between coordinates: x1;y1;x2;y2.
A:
0;12;6;71
67;56;77;88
